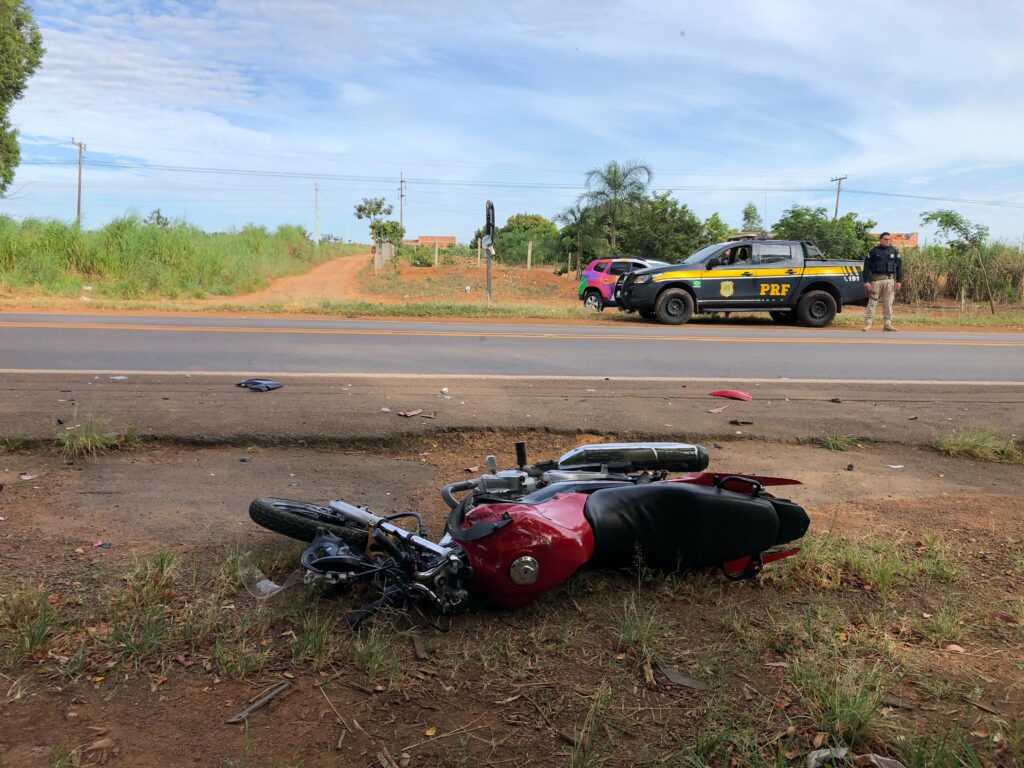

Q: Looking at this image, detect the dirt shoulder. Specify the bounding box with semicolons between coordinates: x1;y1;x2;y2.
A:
2;372;1022;449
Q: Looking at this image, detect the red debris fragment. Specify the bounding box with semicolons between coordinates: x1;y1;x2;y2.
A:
709;389;753;401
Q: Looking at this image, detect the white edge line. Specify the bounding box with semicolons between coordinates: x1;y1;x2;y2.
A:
0;369;1022;387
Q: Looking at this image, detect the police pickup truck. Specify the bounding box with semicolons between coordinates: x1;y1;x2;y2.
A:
616;239;865;327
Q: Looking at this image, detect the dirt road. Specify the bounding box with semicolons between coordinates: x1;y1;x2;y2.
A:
217;251;372;304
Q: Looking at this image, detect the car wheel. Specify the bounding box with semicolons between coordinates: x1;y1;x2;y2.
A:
796;290;837;327
654;288;694;325
583;290;604;311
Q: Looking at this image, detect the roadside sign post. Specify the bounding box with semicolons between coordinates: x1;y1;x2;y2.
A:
484;201;495;303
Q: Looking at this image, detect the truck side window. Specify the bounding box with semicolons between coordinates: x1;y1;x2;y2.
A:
609;262;632;275
758;244;795;263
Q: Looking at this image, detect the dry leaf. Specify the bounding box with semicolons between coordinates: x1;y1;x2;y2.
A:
813;732;828;748
971;727;990;738
944;643;965;653
425;726;437;737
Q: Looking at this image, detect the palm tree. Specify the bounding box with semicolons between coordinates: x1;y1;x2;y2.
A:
557;203;602;276
582;159;653;250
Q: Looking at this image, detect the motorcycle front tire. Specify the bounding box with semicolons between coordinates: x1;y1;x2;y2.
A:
249;497;369;546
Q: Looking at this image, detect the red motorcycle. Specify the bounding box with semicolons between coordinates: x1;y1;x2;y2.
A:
248;441;809;627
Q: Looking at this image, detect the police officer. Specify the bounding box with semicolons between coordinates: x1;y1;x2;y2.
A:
862;232;902;332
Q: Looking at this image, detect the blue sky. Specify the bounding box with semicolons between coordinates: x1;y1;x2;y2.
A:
5;0;1024;242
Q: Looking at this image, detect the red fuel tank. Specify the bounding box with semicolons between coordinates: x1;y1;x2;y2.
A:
458;493;595;608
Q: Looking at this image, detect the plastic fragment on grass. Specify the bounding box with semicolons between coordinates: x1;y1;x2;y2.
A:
709;389;752;401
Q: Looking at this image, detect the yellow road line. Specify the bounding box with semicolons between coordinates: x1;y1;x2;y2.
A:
0;320;1022;347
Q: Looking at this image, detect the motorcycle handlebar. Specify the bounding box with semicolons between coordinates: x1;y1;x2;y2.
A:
441;479;477;510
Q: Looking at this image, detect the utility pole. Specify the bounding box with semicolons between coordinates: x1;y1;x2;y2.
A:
398;173;406;229
313;182;319;245
831;175;847;220
72;138;86;227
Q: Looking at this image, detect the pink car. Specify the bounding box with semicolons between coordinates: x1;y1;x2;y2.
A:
578;257;669;310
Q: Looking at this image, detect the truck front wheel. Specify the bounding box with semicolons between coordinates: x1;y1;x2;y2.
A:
796;290;837;327
654;288;694;325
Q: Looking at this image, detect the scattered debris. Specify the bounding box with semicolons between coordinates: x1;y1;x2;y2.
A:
411;635;430;660
380;407;391;412
240;456;251;463
887;464;905;469
237;378;282;392
225;681;292;724
465;466;480;473
109;375;128;381
846;464;855;471
440;387;449;395
713;443;723;449
92;540;111;549
908;415;919;420
19;473;36;481
0;516;5;522
398;409;423;418
420;411;438;419
651;659;709;690
944;643;965;653
729;419;754;426
709;389;752;401
707;405;730;414
830;397;842;403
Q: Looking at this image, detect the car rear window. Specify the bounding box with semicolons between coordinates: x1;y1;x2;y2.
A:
592;261;608;273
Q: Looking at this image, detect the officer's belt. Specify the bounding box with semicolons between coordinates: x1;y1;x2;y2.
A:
870;273;895;280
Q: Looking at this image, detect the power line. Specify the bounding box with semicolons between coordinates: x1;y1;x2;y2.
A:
17;159;1024;209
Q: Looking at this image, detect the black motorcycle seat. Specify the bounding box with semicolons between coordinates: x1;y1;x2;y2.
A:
583;482;806;571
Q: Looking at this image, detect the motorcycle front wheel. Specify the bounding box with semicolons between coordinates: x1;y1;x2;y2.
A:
249;497;369;546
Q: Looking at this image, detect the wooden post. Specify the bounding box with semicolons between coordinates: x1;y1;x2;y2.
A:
972;246;997;315
434;241;439;268
526;240;532;271
477;238;481;267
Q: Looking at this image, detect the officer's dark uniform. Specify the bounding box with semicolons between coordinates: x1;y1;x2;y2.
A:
862;244;902;330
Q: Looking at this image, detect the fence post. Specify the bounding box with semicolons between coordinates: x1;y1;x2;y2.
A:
477;238;481;267
434;241;439;268
527;240;532;271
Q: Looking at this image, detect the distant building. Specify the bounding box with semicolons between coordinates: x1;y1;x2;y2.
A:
872;232;919;248
403;235;458;248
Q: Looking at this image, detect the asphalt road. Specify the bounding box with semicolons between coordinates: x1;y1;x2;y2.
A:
1;312;1023;382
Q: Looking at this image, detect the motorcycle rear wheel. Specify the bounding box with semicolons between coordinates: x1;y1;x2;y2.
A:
249;497;369;546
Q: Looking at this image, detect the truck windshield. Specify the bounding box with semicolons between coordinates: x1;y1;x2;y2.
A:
678;243;725;266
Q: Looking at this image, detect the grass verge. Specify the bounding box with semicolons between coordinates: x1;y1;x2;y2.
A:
934;430;1024;463
54;415;139;460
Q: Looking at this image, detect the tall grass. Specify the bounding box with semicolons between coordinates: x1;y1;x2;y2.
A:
0;214;368;299
900;241;1024;304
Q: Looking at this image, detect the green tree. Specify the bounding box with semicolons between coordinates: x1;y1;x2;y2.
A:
618;191;704;263
146;208;170;228
370;219;404;246
354;197;394;247
1;0;44;197
702;212;731;244
741;202;763;232
556;203;605;275
920;209;988;251
503;213;557;235
583;159;652;249
771;205;876;260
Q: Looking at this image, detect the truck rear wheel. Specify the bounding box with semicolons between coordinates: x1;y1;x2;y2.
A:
796;290;837;327
654;288;694;325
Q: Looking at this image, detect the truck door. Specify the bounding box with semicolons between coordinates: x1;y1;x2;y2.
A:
752;242;804;305
702;244;758;306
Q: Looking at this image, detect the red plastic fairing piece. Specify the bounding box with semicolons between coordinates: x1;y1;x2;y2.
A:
458;493;595;608
709;389;753;401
